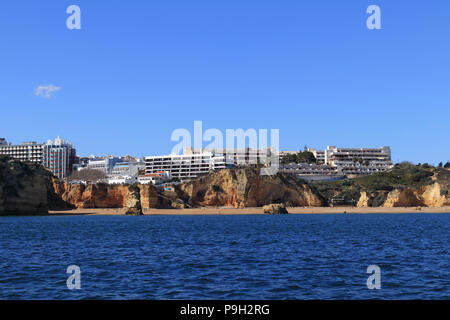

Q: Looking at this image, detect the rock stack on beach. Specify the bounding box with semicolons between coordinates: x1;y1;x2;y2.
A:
263;203;289;214
124;185;143;216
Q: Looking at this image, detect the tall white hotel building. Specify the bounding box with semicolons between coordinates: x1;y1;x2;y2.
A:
0;137;76;179
145;153;226;179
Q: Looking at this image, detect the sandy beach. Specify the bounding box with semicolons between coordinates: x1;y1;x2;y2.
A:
48;206;450;216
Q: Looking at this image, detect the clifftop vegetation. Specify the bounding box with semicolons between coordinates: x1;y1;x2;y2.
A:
310;163;450;207
281;151;317;164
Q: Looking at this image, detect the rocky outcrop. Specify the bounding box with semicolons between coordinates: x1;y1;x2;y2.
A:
180;169;325;208
421;183;449;207
139;184;159;209
383;183;450;208
316;166;450;208
263;203;289;214
383;189;423;207
0;157;72;215
357;192;370;207
124;185;143;215
52;182;164;209
54;183;128;208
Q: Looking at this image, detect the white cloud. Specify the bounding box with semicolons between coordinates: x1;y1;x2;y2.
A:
34;85;61;98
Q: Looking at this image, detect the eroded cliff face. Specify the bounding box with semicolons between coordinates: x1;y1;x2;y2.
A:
2;156;449;214
52;182;162;209
180;169;325;208
124;184;143;215
53;183;127;208
52;168;450;209
139;184;159;209
352;179;450;208
0;157;65;215
382;183;450;208
314;166;450;208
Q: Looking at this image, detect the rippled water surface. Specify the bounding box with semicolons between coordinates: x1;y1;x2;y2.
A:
0;214;449;299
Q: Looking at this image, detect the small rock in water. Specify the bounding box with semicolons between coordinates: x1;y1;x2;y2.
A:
263;203;289;214
125;207;143;216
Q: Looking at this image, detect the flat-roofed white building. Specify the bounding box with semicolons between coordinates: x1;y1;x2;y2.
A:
0;141;44;163
280;163;345;182
325;146;392;167
279;146;393;178
42;137;77;179
145;153;226;179
307;148;326;164
111;161;144;177
107;175;138;185
183;147;276;166
83;157;122;174
138;171;172;185
0;137;76;179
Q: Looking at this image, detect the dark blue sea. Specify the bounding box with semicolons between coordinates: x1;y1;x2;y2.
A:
0;214;449;299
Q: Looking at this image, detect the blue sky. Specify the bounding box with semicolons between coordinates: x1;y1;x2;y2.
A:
0;1;449;164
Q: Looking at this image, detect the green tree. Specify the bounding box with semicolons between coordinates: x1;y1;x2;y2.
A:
444;162;450;169
281;153;298;164
297;151;316;164
281;151;316;164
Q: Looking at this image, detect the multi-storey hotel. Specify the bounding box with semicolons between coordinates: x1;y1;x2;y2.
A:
84;157;122;174
42;137;77;179
280;163;344;182
0;141;44;163
145;153;226;179
0;137;76;179
324;146;392;167
183;147;275;166
279;146;393;179
307;148;326;164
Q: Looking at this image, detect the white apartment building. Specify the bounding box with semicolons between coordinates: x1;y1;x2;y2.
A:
307;148;326;164
110;161;144;177
324;146;392;167
138;171;172;185
280;163;345;182
82;157;122;174
279;146;393;178
0;137;76;179
42;137;77;179
0;141;44;163
107;175;138;185
183;147;275;166
145;153;226;179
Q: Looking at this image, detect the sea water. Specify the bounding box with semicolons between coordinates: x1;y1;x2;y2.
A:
0;214;448;299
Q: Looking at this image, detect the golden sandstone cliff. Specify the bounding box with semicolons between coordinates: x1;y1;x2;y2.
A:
50;168;325;209
1;156;449;215
382;183;449;208
0;157;69;215
356;184;449;208
51;181;160;209
312;164;450;208
180;168;325;208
